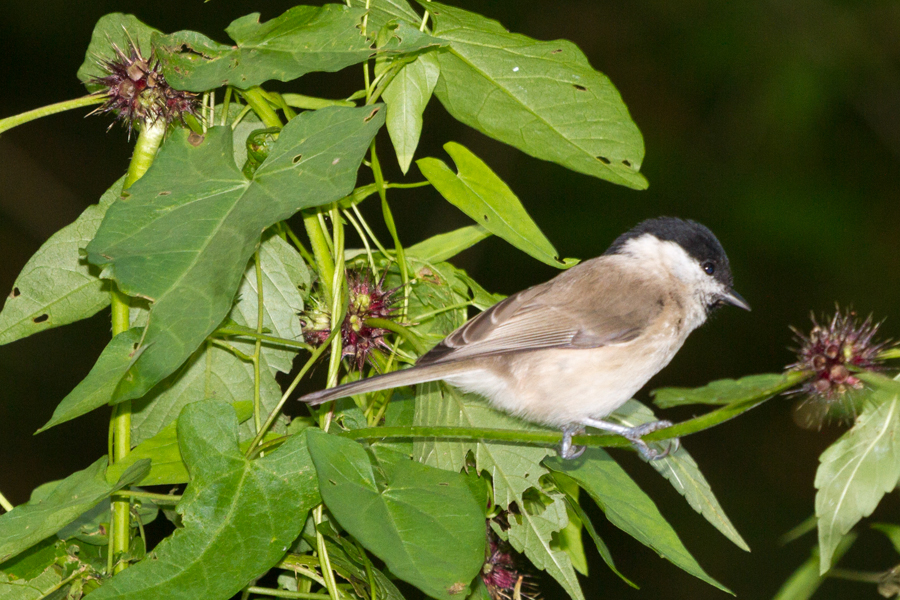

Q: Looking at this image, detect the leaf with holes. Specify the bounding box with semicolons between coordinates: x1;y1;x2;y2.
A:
384;51;440;173
86;402;320;600
155;6;444;92
424;2;646;189
307;429;486;600
0;458;149;563
613;400;749;551
85;106;383;403
419;142;571;268
652;371;808;409
815;373;900;573
545;448;731;594
0;179;123;346
37;328;144;433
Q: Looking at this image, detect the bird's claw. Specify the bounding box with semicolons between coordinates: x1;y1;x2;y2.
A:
559;425;586;459
624;420;679;460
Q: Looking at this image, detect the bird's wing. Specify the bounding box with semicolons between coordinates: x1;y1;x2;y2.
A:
417;258;664;365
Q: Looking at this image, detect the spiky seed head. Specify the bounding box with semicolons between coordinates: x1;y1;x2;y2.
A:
482;523;541;600
89;38;200;137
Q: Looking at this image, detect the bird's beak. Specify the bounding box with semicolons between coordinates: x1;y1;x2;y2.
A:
722;288;751;311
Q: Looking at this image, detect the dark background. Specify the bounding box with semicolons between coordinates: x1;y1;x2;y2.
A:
2;1;900;598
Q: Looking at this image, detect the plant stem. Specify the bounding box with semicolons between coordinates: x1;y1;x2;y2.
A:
214;326;313;351
326;205;346;391
365;318;426;355
826;569;883;583
0;95;103;136
305;214;336;306
253;250;265;435
114;490;182;504
109;117;167;575
0;489;13;512
242;87;283;129
246;587;332;600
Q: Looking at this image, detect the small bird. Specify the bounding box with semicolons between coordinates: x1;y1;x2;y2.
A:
298;217;750;459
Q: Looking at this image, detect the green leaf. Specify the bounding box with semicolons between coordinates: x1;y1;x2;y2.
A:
307;429;486;600
86;106;384;402
77;15;160;91
652;371;808;409
349;0;423;32
503;490;585;600
0;179;122;346
37;328;144;433
129;343;282;445
384;51;440;173
545;448;732;594
425;2;646;189
155;6;444;92
88;402;320;600
225;232;309;375
815;373;900;573
553;473;588;575
406;224;491;263
0;458;149;563
772;534;856;600
613;400;749;551
418;143;568;268
106;402;256;486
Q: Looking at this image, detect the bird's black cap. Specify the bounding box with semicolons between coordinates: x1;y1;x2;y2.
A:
604;216;734;288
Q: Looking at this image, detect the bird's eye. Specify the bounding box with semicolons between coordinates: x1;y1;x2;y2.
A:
702;261;715;275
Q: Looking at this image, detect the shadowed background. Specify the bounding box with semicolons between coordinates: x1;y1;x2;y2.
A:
2;1;900;598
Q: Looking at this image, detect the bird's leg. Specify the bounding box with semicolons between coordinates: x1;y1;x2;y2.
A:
559;425;586;459
580;417;678;460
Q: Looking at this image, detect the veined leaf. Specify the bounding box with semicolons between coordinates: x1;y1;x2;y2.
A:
815;373;900;573
418;143;568;268
384;51;440;173
307;429;486;600
86;106;383;402
545;449;732;594
0;179;122;346
613;400;749;551
0;459;149;563
155;6;444;92
425;2;646;189
349;0;422;32
87;402;319;600
652;371;808;409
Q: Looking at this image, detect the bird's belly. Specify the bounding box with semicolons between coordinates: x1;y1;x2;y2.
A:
446;336;685;427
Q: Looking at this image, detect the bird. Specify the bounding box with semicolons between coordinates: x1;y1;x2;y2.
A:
298;217;750;459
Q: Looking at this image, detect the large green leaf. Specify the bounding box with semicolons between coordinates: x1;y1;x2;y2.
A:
0;179;122;345
545;449;731;594
652;371;808;409
815;373;900;573
88;402;319;600
384;51;440;173
613;400;749;551
418;143;569;268
155;6;444;92
349;0;422;32
129;343;282;445
76;15;160;91
425;2;646;189
0;459;149;563
86;106;384;402
306;429;486;600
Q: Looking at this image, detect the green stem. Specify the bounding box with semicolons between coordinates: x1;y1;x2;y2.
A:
283;223;317;266
386;181;431;189
214;326;313;351
825;569;883;583
253;251;265;435
305;213;336;306
110;117;167;575
114;490;182;504
365;318;426;355
0;95;103;136
0;489;13;512
246;587;332;600
281;93;356;110
370;142;408;312
241;87;283;129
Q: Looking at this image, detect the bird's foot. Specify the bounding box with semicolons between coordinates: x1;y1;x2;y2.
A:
580;418;680;461
558;425;586;459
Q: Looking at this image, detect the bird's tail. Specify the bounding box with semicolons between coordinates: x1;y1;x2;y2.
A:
297;363;460;406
